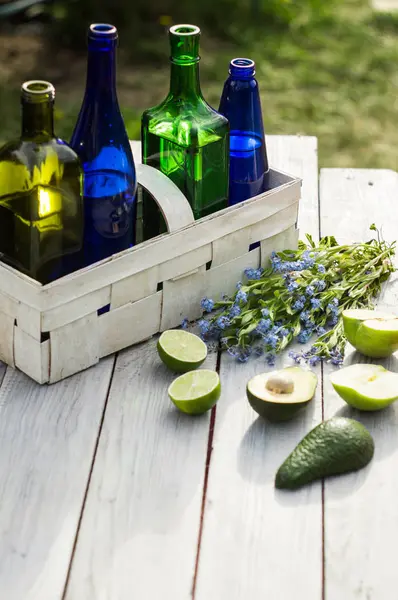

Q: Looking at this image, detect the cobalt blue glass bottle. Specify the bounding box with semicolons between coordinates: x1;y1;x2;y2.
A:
70;23;137;267
219;58;270;206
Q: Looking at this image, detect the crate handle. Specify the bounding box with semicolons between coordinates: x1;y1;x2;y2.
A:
136;163;195;234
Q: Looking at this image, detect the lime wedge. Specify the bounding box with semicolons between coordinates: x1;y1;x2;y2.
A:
157;329;207;372
168;369;221;415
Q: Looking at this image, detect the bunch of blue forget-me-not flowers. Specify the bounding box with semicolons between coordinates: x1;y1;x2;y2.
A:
183;226;395;367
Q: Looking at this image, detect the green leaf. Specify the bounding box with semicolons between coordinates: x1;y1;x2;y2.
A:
241;312;253;325
239;322;258;336
305;233;316;248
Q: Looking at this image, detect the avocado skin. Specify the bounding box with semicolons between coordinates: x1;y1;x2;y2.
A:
246;389;309;422
275;417;374;490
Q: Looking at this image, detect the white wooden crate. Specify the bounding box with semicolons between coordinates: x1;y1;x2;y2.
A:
0;143;301;384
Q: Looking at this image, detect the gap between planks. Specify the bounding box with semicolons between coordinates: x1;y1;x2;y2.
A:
191;349;221;599
61;354;118;600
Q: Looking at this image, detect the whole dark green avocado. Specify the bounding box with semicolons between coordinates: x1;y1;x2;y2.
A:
275;417;375;490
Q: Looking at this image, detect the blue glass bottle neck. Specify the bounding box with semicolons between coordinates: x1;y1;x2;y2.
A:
85;40;117;98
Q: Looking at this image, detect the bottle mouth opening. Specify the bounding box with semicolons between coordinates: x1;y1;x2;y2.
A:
89;23;118;40
21;80;55;102
229;58;255;77
170;24;200;36
231;58;255;69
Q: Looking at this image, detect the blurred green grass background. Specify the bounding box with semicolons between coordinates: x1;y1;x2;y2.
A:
1;0;398;169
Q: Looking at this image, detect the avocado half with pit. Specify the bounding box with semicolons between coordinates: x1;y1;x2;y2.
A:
246;367;318;422
342;309;398;358
330;363;398;411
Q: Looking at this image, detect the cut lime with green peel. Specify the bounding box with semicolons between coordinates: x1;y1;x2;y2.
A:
168;369;221;415
157;329;207;372
342;309;398;357
330;363;398;411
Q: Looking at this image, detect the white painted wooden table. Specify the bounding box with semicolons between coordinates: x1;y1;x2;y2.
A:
0;135;396;600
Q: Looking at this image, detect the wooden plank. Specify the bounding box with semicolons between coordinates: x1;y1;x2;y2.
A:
320;168;398;600
249;200;298;246
206;247;261;301
212;228;252;267
99;291;162;357
158;244;211;283
64;336;217;600
14;329;50;384
0;289;41;340
260;225;299;266
49;313;99;383
372;0;398;10
0;357;115;600
161;266;207;330
195;356;323;600
0;311;15;367
0;261;42;311
195;135;321;599
111;266;159;309
42;285;111;332
267;135;318;238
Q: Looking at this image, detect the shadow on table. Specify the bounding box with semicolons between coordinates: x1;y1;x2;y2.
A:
236;398;323;507
274;402;398;503
333;403;398;463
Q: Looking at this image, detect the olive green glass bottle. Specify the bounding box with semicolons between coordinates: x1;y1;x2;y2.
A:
141;24;229;239
0;81;83;284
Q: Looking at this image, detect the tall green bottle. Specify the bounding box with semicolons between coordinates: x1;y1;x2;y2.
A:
141;24;229;239
0;81;83;284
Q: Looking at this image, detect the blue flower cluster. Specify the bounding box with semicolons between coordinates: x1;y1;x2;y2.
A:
198;319;211;337
236;290;248;304
313;279;326;291
297;328;313;344
256;318;272;334
292;296;306;312
329;348;344;366
217;315;231;330
327;298;339;326
229;304;241;318
201;297;214;313
197;245;347;369
286;280;299;293
310;298;321;310
305;285;315;297
289;347;321;367
271;250;317;273
244;267;264;280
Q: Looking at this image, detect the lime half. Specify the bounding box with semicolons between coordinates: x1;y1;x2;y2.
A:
168;369;221;415
158;329;207;372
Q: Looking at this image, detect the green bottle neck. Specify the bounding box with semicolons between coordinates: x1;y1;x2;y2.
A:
169;61;202;99
21;100;55;141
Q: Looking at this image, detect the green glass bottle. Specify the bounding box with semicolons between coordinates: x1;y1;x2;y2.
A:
141;24;229;239
0;81;83;284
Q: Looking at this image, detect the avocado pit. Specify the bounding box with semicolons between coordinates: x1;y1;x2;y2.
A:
265;373;295;395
